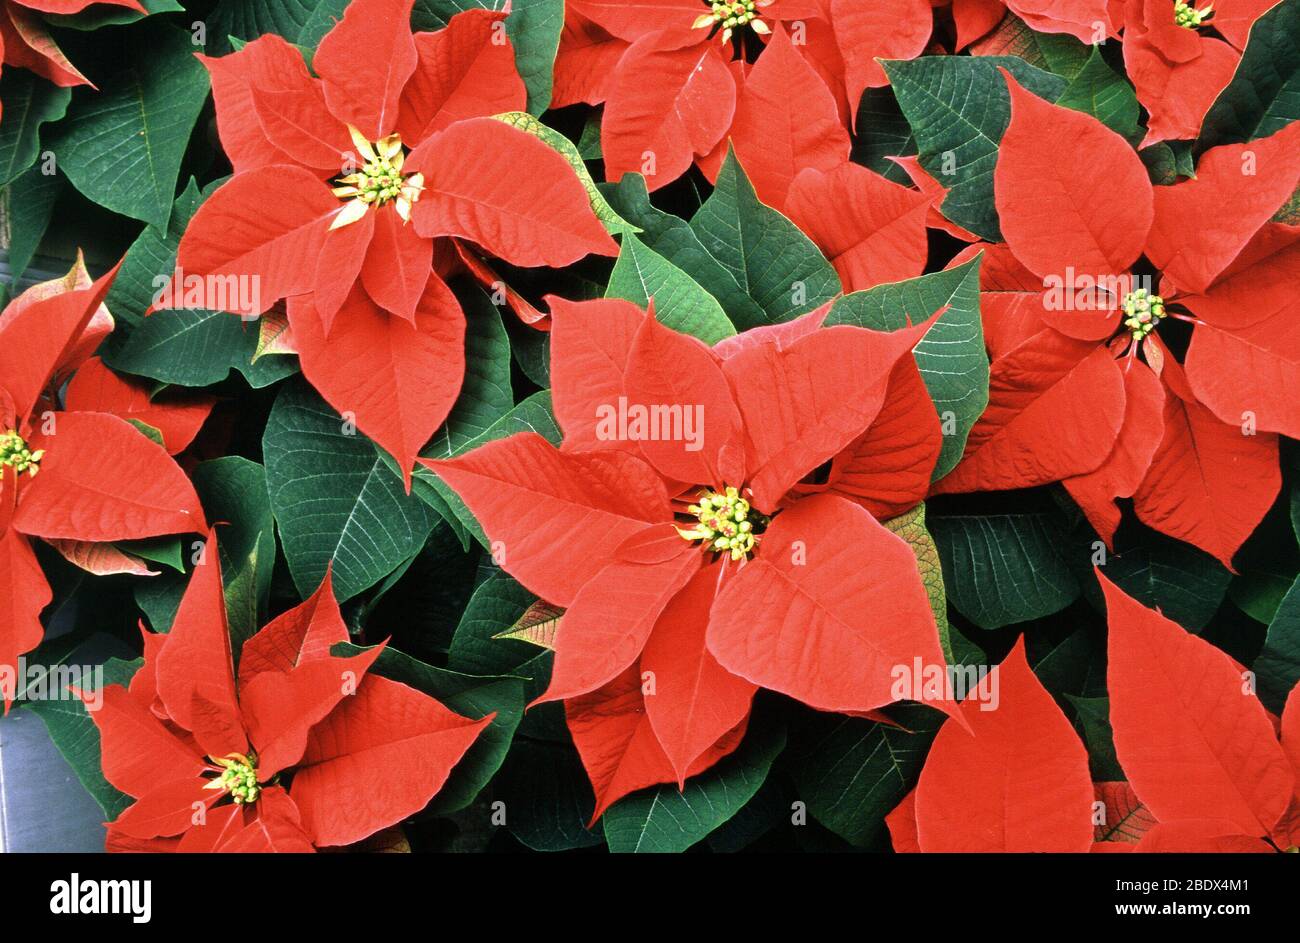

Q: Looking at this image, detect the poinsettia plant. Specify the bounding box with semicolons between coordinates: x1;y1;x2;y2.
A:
0;0;1296;863
167;0;616;479
86;531;490;852
425;296;961;813
932;71;1300;568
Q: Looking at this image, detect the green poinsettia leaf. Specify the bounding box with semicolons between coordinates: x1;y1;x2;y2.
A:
135;457;276;643
882;55;1067;241
28;656;142;820
1064;694;1124;781
0;70;69;187
47;24;209;228
689;148;841;330
929;510;1081;629
1055;47;1141;142
208;0;348;52
496;738;604;851
1256;574;1300;711
263;379;438;601
601;173;769;328
1198;0;1300;148
606;233;735;344
423;284;514;458
970;13;1093;77
826;256;987;480
851;86;916;184
101;179;299;388
1094;533;1231;633
788;703;941;848
2;165;61;281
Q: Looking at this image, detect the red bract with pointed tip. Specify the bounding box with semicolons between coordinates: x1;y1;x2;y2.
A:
0;251;114;378
84;533;492;852
423;296;958;816
893;577;1300;853
562;0;922;204
0;260;207;709
1120;0;1275;147
65;356;216;456
912;638;1095;852
931;71;1300;568
784;160;932;291
171;0;616;482
1101;573;1295;845
0;0;144;108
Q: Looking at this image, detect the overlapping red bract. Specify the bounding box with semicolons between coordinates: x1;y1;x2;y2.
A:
932;72;1300;568
424;296;960;813
85;533;491;852
172;0;615;481
0;261;206;709
561;0;937;203
894;576;1300;853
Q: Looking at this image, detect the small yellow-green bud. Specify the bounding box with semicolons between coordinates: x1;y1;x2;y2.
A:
1174;0;1213;28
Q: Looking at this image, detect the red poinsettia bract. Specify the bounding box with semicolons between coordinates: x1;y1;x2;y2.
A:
889;574;1300;852
171;0;615;480
425;296;959;818
932;71;1300;567
0;261;206;708
0;0;145;109
560;0;939;206
1121;0;1276;146
783;158;934;292
951;0;1118;49
84;532;491;852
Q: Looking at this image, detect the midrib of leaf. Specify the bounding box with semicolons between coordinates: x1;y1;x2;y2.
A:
331;457;385;567
763;562;899;664
1170;401;1238;552
129;310;227;354
890;70;999;152
52;475;196;520
301;721;484;770
129;71;163;214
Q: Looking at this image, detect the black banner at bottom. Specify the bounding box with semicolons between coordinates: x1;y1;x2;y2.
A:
0;851;1289;931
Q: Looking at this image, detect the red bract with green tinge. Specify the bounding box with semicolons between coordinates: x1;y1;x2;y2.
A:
424;296;959;817
85;532;491;853
169;0;615;482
